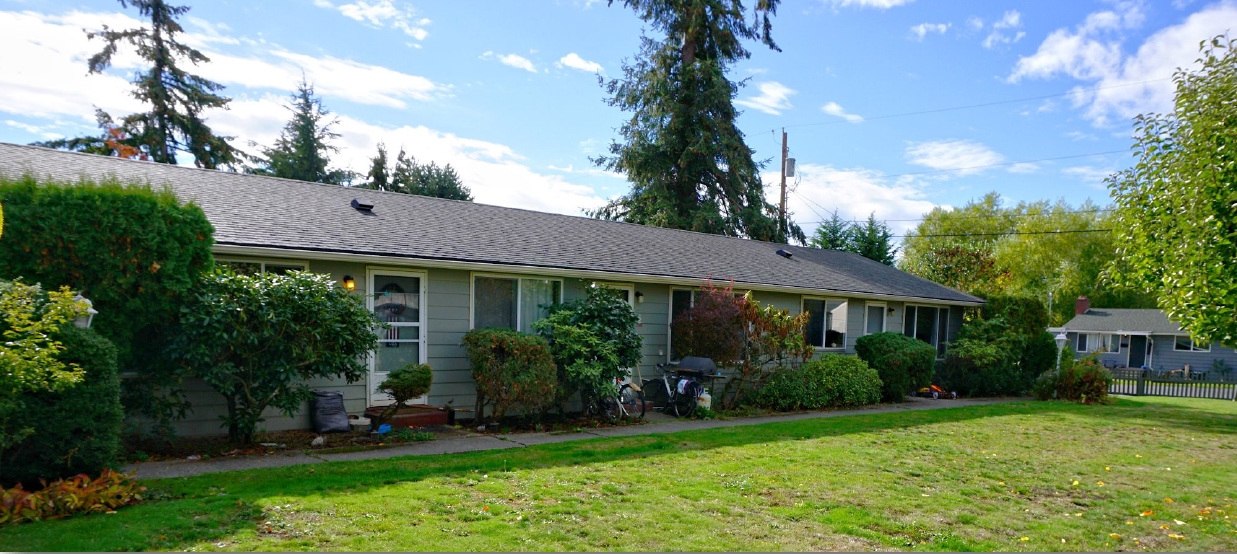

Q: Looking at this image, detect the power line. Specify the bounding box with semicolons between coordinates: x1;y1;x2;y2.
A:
892;228;1113;239
798;149;1129;187
799;207;1114;226
770;78;1171;133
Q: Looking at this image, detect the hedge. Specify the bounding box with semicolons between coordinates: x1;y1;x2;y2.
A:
854;332;935;402
749;354;882;411
0;175;214;422
462;328;557;423
0;326;123;488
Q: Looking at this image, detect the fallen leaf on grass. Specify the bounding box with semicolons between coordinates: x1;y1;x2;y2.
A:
1109;533;1122;539
1168;533;1186;540
1141;510;1154;517
1019;537;1029;542
1071;480;1080;486
1126;521;1133;525
1165;497;1174;503
1136;454;1142;458
1200;508;1212;515
1160;525;1170;530
1175;519;1186;525
1096;481;1106;486
1105;466;1111;471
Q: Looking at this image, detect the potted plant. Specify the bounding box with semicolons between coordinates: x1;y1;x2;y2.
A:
367;363;439;429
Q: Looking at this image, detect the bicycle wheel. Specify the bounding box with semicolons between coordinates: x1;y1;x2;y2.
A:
672;381;699;418
618;384;645;420
597;395;621;421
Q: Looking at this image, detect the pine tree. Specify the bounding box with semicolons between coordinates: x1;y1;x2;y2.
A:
850;213;898;266
82;0;243;168
362;145;472;201
250;79;351;184
809;210;853;251
590;0;801;244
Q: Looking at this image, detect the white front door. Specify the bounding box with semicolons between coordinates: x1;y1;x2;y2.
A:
368;269;428;407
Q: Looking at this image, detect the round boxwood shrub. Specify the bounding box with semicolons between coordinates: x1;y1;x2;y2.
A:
750;354;882;411
0;326;123;488
374;363;434;426
854;332;935;402
462;328;557;423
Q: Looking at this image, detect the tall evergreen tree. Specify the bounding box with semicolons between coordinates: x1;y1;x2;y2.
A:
361;145;472;201
81;0;243;168
850;213;898;266
808;210;853;251
590;0;801;244
250;79;351;184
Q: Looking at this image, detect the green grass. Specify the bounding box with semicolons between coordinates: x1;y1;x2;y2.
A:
4;397;1237;551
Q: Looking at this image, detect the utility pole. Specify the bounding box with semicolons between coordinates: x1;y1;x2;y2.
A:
779;129;787;224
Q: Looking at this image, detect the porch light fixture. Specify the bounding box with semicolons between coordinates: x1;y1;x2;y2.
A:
635;291;644;303
73;295;97;329
343;275;356;291
887;307;895;315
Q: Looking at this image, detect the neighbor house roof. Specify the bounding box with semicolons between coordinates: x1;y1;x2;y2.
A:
0;143;982;304
1060;308;1183;335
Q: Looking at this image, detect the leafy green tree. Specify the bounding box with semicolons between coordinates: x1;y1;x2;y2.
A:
850;213;898;265
900;193;1153;324
168;271;380;443
1107;36;1237;345
590;0;800;244
362;145;473;200
809;210;852;251
533;284;642;408
250;79;351;184
82;0;243;168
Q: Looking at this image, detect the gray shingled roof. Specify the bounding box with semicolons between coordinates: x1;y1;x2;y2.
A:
1061;309;1183;334
0;142;982;304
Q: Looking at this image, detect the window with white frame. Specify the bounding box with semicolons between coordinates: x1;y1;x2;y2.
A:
217;259;307;275
1174;335;1211;352
864;302;886;335
1076;333;1088;352
1104;334;1120;353
803;298;848;349
669;288;702;361
903;305;952;357
472;275;562;334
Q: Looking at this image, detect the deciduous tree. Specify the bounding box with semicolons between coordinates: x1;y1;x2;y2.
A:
1107;36;1237;344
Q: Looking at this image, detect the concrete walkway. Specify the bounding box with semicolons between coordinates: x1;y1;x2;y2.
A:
125;397;1021;480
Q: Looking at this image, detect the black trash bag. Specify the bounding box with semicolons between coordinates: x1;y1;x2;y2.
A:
311;390;351;433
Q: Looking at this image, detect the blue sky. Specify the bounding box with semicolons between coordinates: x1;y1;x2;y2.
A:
1;0;1232;236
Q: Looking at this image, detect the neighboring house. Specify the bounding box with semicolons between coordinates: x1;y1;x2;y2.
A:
1053;297;1237;373
0;143;982;435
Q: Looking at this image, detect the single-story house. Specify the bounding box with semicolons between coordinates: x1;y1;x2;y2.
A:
1053;297;1237;374
0;142;982;435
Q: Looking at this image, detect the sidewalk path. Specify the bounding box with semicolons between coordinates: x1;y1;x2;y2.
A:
125;397;1022;480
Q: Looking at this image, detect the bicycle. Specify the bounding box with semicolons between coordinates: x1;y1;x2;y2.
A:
646;361;710;418
585;373;646;421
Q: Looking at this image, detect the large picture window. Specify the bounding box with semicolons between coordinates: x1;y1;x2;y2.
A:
803;298;848;349
669;288;702;361
1174;335;1211;353
472;275;562;333
903;305;952;357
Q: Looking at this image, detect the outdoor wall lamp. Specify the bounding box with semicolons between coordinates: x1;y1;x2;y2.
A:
343;275;355;291
635;291;644;303
887;307;895;315
73;294;97;329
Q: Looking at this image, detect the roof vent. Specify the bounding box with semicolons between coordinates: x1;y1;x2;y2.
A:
776;248;793;259
351;198;373;212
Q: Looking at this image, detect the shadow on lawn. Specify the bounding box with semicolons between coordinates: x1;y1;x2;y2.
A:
4;397;1236;551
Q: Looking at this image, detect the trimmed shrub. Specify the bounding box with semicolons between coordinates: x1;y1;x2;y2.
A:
0;326;123;488
855;332;935;402
1033;348;1113;404
936;297;1058;397
0;175;214;424
463;328;557;423
168;271;379;444
981;295;1048;336
749;354;882;411
534;284;642;407
374;364;434;427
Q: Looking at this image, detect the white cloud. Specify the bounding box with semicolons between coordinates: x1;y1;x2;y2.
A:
822;0;913;9
905;140;1004;176
557;53;604;74
967;16;984;30
1007;162;1039;174
910;22;949;40
735;81;795;115
1008;0;1233;126
480;51;537;73
546;163;624;179
820;102;863;123
324;0;430;41
982;10;1025;49
767;164;939;236
1063;165;1116;183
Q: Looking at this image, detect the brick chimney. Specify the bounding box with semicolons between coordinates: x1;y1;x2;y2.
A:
1075;296;1091;315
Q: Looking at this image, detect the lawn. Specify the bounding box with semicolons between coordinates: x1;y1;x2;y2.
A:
3;397;1237;552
